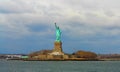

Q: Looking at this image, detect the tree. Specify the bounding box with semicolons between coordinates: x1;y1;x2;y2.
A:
29;50;52;57
74;50;97;58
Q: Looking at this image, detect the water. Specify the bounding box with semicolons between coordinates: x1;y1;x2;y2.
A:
0;60;120;72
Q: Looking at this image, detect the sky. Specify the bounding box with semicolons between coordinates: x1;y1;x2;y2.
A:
0;0;120;54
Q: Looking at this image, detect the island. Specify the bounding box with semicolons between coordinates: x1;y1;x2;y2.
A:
24;23;98;61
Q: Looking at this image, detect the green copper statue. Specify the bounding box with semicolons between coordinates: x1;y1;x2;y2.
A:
55;23;61;42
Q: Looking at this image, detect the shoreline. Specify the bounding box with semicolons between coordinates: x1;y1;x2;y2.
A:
8;58;120;61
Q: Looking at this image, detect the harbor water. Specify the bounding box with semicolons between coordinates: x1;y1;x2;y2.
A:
0;60;120;72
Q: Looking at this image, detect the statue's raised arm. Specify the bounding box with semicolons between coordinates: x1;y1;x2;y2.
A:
55;23;58;29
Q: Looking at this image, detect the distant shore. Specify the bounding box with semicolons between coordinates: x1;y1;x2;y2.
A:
1;53;120;61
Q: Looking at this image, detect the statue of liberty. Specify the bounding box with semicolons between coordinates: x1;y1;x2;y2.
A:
55;23;61;42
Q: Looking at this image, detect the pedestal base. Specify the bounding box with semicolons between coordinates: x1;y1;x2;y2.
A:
50;41;64;55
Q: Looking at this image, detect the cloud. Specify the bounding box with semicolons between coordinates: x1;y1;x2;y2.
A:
0;0;120;40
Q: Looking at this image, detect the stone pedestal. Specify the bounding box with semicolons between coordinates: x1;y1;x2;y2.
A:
53;41;62;52
51;41;64;55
